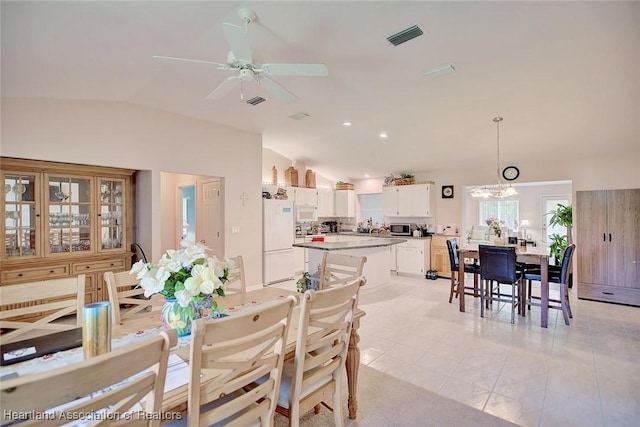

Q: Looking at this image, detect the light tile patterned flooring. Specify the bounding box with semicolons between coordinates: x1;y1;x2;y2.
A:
272;273;640;426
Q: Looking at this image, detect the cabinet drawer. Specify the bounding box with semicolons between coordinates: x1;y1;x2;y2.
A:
73;259;125;274
1;264;70;282
577;283;640;307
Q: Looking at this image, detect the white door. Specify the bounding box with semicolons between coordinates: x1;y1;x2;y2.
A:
198;178;223;258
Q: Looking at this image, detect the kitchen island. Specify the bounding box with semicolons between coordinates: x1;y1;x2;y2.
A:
293;237;407;288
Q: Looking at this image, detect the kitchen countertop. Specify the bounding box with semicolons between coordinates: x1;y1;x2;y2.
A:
293;237;407;251
304;232;433;240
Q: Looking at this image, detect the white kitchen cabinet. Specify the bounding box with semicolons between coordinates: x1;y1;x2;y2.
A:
334;190;355;217
383;184;433;217
389;244;397;271
396;239;430;276
293;187;318;207
294;238;305;274
317;188;334;217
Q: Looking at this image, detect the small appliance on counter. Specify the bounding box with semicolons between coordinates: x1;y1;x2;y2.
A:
389;223;414;236
322;221;338;233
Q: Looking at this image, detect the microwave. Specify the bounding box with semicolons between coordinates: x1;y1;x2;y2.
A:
389;223;412;236
295;204;317;222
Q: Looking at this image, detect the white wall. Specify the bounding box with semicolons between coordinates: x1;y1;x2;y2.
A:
2;97;265;285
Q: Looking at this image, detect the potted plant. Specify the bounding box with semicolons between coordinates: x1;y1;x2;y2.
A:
548;203;573;244
546;204;573;277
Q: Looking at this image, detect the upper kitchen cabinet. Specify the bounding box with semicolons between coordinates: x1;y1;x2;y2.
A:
383;183;434;217
292;187;318;207
317;188;334;217
1;157;134;303
334;189;355;217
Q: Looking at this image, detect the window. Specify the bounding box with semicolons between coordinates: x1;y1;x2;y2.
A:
358;193;383;225
478;199;519;230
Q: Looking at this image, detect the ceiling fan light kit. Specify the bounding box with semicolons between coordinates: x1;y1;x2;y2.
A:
153;7;328;103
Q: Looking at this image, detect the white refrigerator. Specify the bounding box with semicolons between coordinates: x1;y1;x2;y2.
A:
263;199;295;285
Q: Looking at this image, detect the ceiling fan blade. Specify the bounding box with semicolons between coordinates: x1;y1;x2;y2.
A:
260;63;329;77
206;76;240;100
152;55;231;70
255;75;298;103
222;23;252;64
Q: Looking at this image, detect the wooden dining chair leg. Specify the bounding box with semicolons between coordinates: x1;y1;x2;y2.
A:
449;272;457;303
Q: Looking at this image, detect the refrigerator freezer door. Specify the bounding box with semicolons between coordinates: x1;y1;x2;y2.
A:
263;249;295;285
263;199;294;252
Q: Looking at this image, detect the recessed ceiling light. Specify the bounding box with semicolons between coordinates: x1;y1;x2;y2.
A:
364;174;370;178
424;64;456;78
379;132;388;139
342;121;352;127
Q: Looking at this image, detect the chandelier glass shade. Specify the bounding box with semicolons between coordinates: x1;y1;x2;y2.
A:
470;117;518;199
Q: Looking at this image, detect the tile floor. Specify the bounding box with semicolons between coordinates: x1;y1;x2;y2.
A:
272;273;640;427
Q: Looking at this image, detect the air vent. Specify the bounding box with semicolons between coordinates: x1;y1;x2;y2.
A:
387;25;423;46
246;96;267;106
288;112;310;120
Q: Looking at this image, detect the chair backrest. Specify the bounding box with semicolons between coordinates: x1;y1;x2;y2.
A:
288;277;364;412
187;295;297;426
104;270;152;325
446;239;460;271
559;244;576;284
318;252;367;289
0;275;86;344
479;245;518;283
1;330;176;426
224;255;246;294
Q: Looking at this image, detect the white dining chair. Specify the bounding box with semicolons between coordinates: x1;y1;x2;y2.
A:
1;330;176;426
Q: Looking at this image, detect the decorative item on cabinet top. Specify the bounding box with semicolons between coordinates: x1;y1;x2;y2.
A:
383;180;435;187
384;173;416;186
335;181;354;190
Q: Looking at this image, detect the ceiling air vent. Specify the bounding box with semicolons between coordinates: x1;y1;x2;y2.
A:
288;112;310;120
387;25;423;46
246;96;267;106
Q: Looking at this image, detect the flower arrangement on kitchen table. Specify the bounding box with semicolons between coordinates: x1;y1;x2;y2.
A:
485;217;505;238
130;241;232;336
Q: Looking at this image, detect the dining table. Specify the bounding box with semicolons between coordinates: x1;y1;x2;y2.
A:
457;243;551;327
1;286;366;420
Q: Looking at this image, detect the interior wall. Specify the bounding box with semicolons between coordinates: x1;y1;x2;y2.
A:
2;97;265;285
262;147;333;189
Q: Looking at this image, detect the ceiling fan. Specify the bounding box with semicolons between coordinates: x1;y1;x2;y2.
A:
153;7;328;103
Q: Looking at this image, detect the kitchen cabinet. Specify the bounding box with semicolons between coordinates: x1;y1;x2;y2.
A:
317;188;334;217
576;189;640;306
294;237;305;274
431;235;454;278
293;187;318;207
389;244;397;271
1;157;134;304
383;183;434;217
396;239;430;276
334;189;355;217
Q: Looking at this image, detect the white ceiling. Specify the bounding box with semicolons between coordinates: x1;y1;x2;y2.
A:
2;1;639;182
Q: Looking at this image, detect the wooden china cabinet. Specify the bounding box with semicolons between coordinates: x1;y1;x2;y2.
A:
1;157;135;304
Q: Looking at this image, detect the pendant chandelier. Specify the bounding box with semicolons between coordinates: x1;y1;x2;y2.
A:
470;117;518;198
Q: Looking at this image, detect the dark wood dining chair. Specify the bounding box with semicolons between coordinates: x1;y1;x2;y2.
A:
446;239;481;303
478;245;523;323
523;244;575;325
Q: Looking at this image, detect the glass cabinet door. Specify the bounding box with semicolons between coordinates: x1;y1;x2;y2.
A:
46;175;93;255
3;173;39;259
99;178;126;251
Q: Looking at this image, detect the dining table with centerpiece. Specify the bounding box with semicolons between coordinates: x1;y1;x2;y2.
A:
0;286;367;420
457;243;551;327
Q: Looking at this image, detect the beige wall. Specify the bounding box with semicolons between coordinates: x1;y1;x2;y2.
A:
2;97;265;285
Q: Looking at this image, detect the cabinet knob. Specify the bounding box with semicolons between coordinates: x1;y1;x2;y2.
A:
50;270;54;273
17;273;23;277
86;266;90;269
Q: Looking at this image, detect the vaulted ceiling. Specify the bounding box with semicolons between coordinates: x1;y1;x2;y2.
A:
2;1;639;181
